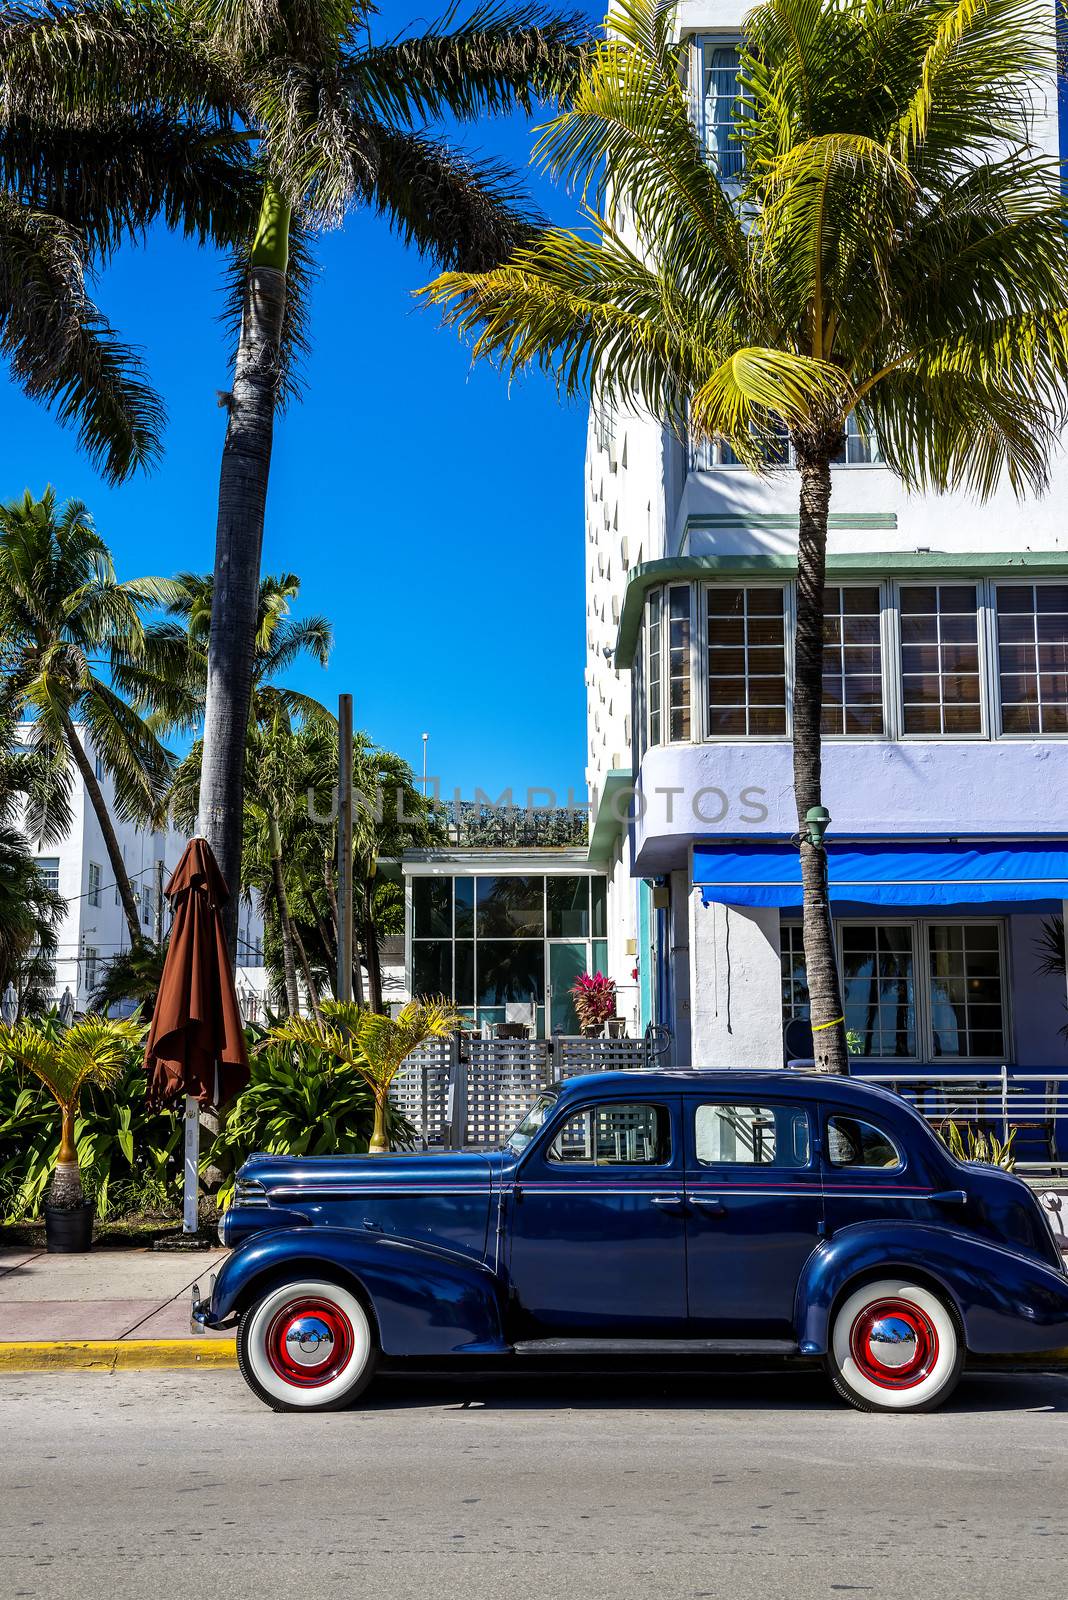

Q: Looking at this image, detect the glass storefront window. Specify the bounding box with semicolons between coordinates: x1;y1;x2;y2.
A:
547;876;591;937
412;877;452;937
477;941;546;1005
454;941;475;1005
592;877;607;939
476;876;545;938
412;940;451;996
454;876;475;936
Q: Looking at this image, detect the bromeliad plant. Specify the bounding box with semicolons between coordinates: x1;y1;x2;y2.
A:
270;998;464;1154
570;972;616;1033
0;1016;147;1209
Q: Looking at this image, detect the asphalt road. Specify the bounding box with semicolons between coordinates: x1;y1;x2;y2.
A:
1;1364;1066;1600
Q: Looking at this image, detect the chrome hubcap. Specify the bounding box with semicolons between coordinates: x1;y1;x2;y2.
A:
850;1297;939;1390
265;1297;355;1388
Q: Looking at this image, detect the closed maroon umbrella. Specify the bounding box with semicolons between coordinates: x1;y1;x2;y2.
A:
145;838;250;1232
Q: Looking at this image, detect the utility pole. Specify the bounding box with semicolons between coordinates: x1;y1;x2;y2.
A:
337;694;354;1004
421;732;429;798
154;857;165;946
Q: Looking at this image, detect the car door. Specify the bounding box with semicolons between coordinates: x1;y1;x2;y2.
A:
507;1093;687;1336
683;1095;824;1339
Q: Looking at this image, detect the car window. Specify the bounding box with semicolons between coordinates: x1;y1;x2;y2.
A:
694;1103;811;1167
826;1115;903;1169
506;1093;557;1154
547;1102;671;1166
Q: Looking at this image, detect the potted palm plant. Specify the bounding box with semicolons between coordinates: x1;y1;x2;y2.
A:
570;973;617;1038
270;998;463;1154
0;1016;145;1251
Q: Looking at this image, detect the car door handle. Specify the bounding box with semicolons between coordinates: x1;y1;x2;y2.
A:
688;1195;726;1213
649;1194;687;1212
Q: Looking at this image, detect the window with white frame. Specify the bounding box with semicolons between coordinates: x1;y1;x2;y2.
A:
142;885;154;929
696;40;743;179
780;919;1008;1060
646;589;662;747
706;586;788;736
994;581;1068;735
87;861;102;908
633;573;1068;748
832;410;883;465
822;586;884;735
36;856;60;894
84;946;99;992
94;750;105;781
666;585;693;741
899;583;982;735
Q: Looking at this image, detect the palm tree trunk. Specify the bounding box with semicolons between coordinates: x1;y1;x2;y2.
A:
58;708;142;946
268;807;301;1016
197;179;290;958
292;920;322;1021
369;1086;389;1154
50;1105;82;1207
361;887;383;1012
794;448;848;1075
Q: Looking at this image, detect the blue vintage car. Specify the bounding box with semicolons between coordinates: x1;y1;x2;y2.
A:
193;1069;1068;1413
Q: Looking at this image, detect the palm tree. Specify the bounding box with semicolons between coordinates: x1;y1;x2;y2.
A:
424;0;1068;1072
0;675;65;1015
0;65;255;480
272;998;463;1154
0;487;177;945
0;1014;145;1206
87;938;169;1018
1;0;588;952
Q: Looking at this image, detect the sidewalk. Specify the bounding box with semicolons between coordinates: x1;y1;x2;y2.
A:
0;1246;235;1370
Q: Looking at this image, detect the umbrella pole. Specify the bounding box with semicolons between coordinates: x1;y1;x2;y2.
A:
183;1095;200;1234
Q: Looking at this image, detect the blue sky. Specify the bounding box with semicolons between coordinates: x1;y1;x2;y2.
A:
1;107;590;803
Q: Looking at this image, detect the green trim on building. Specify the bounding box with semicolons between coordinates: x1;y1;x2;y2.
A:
587;769;633;862
615;548;1068;665
686;512;898;531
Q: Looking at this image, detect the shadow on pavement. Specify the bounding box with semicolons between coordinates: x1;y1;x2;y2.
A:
360;1363;1068;1415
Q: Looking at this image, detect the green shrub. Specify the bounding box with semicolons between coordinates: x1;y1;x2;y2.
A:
0;1058;182;1218
939;1119;1017;1172
209;1034;415;1206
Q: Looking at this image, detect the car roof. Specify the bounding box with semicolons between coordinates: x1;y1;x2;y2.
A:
550;1068;908;1113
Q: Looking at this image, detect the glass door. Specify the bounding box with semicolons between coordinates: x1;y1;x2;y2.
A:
547;940;589;1033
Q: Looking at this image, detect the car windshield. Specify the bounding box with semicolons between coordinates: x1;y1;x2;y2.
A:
505;1093;557;1154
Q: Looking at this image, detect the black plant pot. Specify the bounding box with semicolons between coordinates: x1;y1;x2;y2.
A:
44;1201;94;1254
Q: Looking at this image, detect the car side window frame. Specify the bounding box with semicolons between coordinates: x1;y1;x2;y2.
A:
687;1099;815;1170
520;1096;680;1173
822;1109;907;1175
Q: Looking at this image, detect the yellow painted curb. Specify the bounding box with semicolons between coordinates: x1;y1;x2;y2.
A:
0;1339;236;1373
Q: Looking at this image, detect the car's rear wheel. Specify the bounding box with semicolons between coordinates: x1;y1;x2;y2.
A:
828;1278;963;1413
237;1278;377;1412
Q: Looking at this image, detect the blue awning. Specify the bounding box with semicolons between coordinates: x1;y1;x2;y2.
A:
693;839;1068;908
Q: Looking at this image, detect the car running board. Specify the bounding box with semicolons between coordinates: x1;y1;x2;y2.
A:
512;1337;799;1356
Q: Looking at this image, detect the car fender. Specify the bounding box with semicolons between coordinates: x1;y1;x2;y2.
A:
796;1222;1068;1357
208;1226;509;1356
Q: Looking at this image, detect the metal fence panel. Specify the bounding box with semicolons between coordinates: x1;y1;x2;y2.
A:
464;1039;552;1148
389;1039;451;1147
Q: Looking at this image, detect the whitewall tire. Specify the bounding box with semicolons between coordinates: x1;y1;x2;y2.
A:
237;1278;377;1413
828;1278;963;1413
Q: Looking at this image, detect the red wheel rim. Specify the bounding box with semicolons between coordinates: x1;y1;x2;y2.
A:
265;1296;355;1388
849;1297;939;1390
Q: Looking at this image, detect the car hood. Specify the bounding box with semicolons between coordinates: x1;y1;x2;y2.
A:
237;1149;498;1198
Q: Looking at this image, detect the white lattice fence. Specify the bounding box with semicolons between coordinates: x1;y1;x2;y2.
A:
556;1037;650;1079
464;1039;552;1147
389;1038;451;1147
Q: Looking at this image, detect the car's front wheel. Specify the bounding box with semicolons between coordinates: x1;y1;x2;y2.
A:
828;1278;963;1413
237;1278;378;1412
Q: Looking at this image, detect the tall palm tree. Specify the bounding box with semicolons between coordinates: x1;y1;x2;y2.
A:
0;68;256;479
1;0;588;952
0;681;65;1014
425;0;1068;1072
0;487;177;944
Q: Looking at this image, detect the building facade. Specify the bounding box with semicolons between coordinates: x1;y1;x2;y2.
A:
584;5;1068;1079
16;724;266;1017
